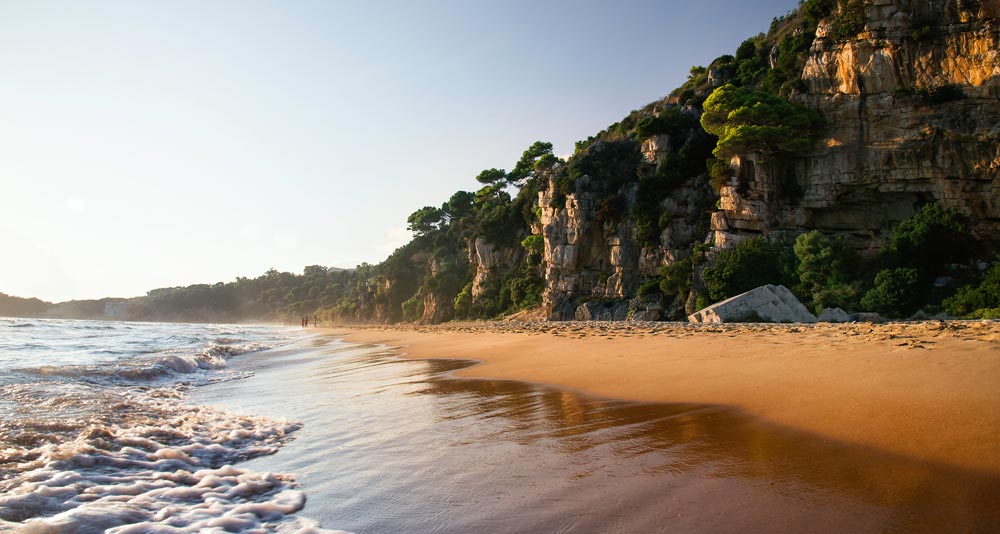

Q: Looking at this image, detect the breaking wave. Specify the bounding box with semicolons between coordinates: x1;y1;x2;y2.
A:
0;319;347;533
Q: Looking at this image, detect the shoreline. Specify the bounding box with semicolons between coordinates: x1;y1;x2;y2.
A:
326;320;1000;474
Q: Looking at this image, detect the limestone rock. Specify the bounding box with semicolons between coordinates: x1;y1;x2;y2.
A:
468;237;519;301
711;1;1000;252
539;163;714;320
688;285;817;324
818;307;851;323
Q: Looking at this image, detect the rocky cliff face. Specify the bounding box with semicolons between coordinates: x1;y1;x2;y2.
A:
462;0;997;323
468;237;520;301
538;184;640;320
539;136;714;320
713;0;1000;251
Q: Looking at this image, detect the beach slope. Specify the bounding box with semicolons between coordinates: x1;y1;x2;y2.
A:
335;321;1000;474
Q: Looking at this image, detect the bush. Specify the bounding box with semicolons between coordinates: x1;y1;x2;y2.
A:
508;273;543;310
884;204;972;276
794;231;861;312
660;258;693;296
828;0;867;40
708;158;733;191
943;262;1000;317
860;267;921;318
453;285;473;317
401;294;424;322
564;140;641;195
520;235;543;253
702;237;798;302
635;107;701;140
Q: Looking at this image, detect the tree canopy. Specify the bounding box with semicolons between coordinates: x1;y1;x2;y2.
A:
701;84;824;161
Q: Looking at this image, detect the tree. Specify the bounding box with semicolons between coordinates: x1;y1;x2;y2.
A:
475;168;507;185
860;268;921;318
507;141;556;186
441;191;475;221
406;206;444;235
701;84;825;161
884;204;972;277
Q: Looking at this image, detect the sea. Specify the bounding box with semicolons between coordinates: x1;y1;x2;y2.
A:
2;318;1000;533
0;318;339;533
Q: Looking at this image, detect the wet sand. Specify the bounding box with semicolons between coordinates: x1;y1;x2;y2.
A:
197;334;1000;533
333;320;1000;474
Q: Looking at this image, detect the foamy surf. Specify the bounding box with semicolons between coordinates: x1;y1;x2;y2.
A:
0;319;349;533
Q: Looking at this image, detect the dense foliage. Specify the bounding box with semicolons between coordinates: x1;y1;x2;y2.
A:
793;231;861;313
701;85;825;161
689;204;986;319
857;204;975;317
943;261;1000;319
702;237;798;302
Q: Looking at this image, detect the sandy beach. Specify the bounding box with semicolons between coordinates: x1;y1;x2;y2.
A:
332;320;1000;474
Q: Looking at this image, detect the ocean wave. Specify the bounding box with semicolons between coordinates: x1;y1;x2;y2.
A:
0;393;348;533
14;342;274;386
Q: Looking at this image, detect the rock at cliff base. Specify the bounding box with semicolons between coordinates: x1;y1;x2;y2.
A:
818;307;851;323
849;312;886;324
688;285;817;324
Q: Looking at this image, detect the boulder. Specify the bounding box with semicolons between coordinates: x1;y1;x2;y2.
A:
849;312;886;323
688;285;817;324
818;307;851;323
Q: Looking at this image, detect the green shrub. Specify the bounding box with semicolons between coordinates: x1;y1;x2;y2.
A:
401;294;424;322
635;108;701;140
860;267;921;318
453;285;473;317
943;262;1000;317
520;235;543;253
708;158;733;191
884;204;972;276
794;231;861;312
660;257;693;296
702;237;798;302
828;0;867;40
508;273;543;310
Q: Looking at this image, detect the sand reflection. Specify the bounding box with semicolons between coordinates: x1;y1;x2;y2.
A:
204;338;1000;533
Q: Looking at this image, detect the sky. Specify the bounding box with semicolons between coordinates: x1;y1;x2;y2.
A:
0;0;799;302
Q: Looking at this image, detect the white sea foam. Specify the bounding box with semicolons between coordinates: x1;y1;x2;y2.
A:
0;320;348;533
0;392;347;533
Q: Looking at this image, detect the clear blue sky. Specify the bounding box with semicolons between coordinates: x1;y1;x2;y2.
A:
1;0;799;302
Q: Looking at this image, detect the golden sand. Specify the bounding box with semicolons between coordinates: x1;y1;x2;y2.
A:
330;320;1000;473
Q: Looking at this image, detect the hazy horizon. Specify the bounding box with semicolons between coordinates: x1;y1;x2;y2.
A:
2;0;799;302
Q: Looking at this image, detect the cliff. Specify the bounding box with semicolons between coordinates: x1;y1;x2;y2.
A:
713;0;1000;251
524;0;999;321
